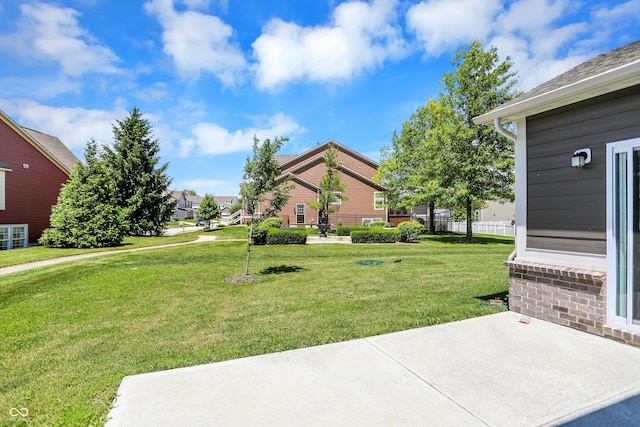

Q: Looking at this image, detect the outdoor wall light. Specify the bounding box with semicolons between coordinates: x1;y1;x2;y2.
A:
571;148;592;168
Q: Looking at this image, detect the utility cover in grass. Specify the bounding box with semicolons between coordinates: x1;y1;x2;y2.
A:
356;260;384;265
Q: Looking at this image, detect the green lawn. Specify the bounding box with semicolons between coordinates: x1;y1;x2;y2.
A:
0;230;513;426
0;233;200;268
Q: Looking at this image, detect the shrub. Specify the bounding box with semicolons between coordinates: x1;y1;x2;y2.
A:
337;225;369;236
398;220;424;243
266;228;307;245
369;220;393;228
350;228;400;243
252;217;283;245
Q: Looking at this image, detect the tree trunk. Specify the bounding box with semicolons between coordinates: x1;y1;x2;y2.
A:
245;221;254;275
428;201;436;234
465;197;473;243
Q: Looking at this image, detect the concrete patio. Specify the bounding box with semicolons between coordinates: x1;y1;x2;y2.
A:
105;311;640;426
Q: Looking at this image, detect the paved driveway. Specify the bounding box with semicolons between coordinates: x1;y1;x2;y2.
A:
105;312;640;426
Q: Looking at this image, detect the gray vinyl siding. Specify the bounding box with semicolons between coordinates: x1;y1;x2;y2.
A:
526;85;640;254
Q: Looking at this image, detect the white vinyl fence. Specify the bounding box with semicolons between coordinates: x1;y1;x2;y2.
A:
448;221;515;236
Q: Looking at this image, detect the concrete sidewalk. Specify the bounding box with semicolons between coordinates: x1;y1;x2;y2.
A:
105;312;640;426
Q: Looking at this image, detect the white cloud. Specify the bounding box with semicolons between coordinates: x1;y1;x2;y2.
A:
407;0;502;56
144;0;246;85
252;0;406;91
178;113;306;156
406;0;617;90
0;98;128;153
0;2;120;76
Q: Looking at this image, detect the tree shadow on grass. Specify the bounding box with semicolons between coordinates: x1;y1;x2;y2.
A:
260;265;306;275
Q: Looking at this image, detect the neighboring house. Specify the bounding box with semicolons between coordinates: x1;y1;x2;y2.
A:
475;200;515;223
253;140;387;227
214;196;239;217
169;191;203;220
0;109;79;248
473;40;640;347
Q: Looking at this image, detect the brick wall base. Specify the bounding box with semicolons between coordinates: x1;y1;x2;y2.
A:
506;260;640;349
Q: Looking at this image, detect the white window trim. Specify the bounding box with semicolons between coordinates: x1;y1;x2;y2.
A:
374;191;385;210
0;224;28;250
0;171;5;210
606;137;640;333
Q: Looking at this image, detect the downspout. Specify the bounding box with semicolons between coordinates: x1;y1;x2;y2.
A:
494;117;517;262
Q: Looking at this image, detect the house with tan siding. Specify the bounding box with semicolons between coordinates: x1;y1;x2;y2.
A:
0;109;79;248
255;140;387;227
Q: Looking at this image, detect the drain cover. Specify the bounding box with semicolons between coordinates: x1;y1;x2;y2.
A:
356;260;384;265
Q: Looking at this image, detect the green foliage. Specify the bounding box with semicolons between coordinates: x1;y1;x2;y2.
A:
199;194;221;225
182;189;197;195
369;220;392;228
105;107;176;236
39;140;127;248
230;202;243;214
337;225;368;236
350;228;400;243
266;228;307;245
307;142;349;216
398;220;424;243
242;136;293;274
253;217;283;246
378;41;520;241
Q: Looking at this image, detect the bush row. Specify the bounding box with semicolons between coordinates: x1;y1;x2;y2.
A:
266;228;307;245
350;228;400;243
252;217;283;245
337;225;371;236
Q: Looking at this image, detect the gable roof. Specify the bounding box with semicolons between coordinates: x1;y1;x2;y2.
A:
0;160;12;171
21;127;80;172
277;154;386;191
0;109;79;175
278;139;380;170
474;40;640;125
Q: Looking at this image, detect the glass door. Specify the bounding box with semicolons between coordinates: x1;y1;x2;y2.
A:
609;139;640;329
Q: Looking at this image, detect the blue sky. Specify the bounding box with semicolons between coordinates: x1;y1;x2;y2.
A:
1;0;638;197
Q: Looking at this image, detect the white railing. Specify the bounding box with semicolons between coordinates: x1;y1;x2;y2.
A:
223;210;242;225
448;221;515;236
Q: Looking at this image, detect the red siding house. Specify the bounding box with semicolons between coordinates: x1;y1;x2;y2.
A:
254;140;387;227
0;109;79;249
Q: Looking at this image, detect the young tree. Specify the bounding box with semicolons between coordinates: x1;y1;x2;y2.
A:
39;140;127;248
198;193;221;227
307;142;349;237
106;107;176;236
241;135;293;274
438;40;520;241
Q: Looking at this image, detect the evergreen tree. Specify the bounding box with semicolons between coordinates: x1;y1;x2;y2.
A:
40;140;126;248
307;142;349;236
106;107;176;236
198;194;221;226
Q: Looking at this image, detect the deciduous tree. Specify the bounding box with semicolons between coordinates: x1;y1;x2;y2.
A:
198;194;220;226
307;142;349;237
241;135;293;274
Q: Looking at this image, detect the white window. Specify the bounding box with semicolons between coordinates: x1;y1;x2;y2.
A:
0;171;5;210
330;191;342;205
374;192;385;210
362;218;383;226
0;225;28;250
